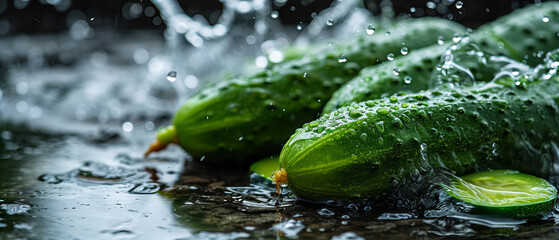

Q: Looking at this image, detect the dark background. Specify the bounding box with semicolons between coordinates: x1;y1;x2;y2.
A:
0;0;554;36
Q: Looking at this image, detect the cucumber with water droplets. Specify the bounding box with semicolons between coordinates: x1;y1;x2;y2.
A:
443;170;557;219
323;2;559;113
471;2;559;66
145;18;464;162
276;72;559;201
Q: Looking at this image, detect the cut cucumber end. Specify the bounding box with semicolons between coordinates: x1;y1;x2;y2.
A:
444;170;557;219
249;156;279;180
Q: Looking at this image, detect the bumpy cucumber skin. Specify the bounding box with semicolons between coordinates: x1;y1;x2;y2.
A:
279;78;559;201
472;1;559;66
172;18;464;162
323;2;559;114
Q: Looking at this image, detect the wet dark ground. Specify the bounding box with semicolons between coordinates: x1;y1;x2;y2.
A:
2;121;559;239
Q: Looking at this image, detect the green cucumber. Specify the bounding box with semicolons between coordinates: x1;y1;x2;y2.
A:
277;71;559;201
471;2;559;66
146;18;464;162
323;2;559;113
249;156;279;180
443;170;557;219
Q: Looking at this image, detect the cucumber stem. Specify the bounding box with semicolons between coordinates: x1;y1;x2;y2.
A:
144;125;178;157
273;168;288;195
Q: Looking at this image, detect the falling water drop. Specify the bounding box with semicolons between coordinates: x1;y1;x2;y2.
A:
167;71;177;82
122;122;134;132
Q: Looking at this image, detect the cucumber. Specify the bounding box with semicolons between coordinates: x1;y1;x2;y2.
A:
145;18;465;162
249;156;279;180
443;170;557;219
323;2;559;113
277;72;559;201
471;1;559;66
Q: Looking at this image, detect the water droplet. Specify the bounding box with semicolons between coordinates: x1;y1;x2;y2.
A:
270;11;279;18
375;121;385;133
16;82;28;95
238;136;244;141
360;133;367;141
129;183;160;194
542;15;550;23
387;53;394;61
318;208;335;216
166;71;177;82
296;22;303;30
255;56;268;68
400;47;408;55
437;36;444;45
338;55;347;63
392;68;400;75
122;122;133;132
144;121;155;131
404;76;412;84
455;1;463;9
410;7;416;13
366;24;375;35
426;1;436;9
326;19;335;26
184;75;199;89
452;35;461;43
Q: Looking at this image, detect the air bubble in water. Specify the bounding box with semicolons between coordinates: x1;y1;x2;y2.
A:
167;71;177;82
387;53;394;61
122;122;133;132
393;68;400;75
400;47;409;55
366;24;375;35
338;55;347;63
542;16;550;23
404;76;412;84
455;1;463;9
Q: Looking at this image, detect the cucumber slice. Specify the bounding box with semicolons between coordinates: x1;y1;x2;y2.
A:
249;156;279;180
444;170;557;219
